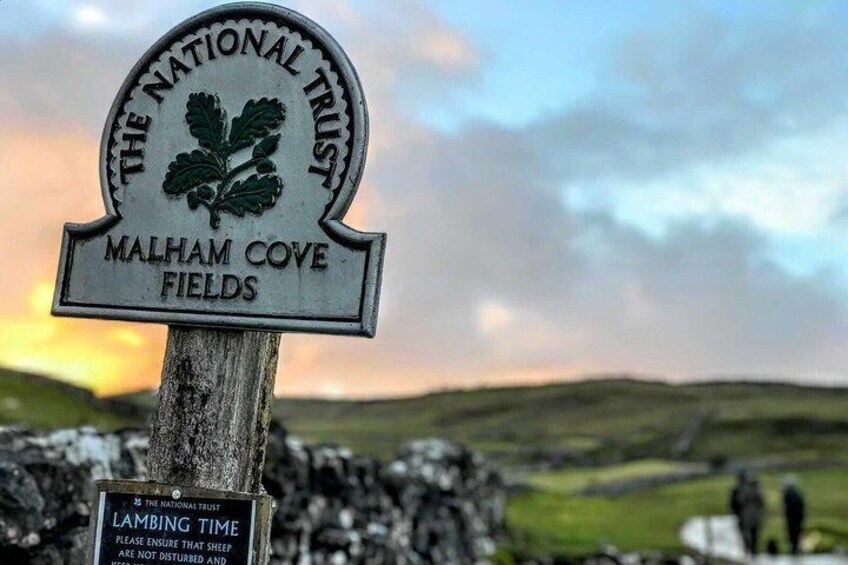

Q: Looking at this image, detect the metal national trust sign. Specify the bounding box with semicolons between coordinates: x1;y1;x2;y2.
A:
53;3;385;336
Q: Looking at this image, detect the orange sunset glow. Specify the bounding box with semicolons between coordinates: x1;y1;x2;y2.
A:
2;1;848;398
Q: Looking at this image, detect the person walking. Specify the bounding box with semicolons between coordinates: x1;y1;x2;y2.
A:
730;471;765;556
783;475;806;555
730;470;745;527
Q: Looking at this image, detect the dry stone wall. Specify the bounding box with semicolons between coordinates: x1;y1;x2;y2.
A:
0;424;504;564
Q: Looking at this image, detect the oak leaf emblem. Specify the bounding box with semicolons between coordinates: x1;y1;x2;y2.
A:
163;92;285;228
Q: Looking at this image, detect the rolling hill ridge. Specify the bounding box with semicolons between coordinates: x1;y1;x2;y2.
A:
3;368;845;466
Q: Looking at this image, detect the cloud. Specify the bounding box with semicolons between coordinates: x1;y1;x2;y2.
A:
0;128;167;392
0;34;140;132
308;112;848;394
0;1;846;398
0;0;483;396
536;12;848;185
74;5;109;29
0;128;104;304
276;6;848;394
477;300;515;336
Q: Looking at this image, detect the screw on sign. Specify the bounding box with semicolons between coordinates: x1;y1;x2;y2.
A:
49;4;385;565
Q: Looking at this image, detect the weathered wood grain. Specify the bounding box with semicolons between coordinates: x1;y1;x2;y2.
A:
147;326;280;493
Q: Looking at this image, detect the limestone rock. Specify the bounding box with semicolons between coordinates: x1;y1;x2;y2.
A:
0;424;504;564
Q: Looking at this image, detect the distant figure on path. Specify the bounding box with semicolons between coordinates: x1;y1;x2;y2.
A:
783;475;806;555
730;471;745;522
730;471;765;556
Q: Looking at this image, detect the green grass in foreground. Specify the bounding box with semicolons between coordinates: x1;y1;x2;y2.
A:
0;368;133;430
507;465;848;557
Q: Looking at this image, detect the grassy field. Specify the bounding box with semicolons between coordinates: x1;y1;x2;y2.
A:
523;459;707;494
507;465;848;557
270;379;848;464
3;369;848;558
0;368;136;429
110;378;848;465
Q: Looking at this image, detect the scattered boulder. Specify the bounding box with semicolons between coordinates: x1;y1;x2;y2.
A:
0;424;504;564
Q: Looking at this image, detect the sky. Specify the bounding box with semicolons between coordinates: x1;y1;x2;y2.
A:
1;0;847;398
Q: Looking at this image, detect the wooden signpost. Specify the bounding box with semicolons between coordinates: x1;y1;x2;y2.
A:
51;4;384;564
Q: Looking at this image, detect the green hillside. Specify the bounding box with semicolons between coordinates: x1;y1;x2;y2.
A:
4;369;848;557
6;369;848;467
273;378;848;464
0;367;138;430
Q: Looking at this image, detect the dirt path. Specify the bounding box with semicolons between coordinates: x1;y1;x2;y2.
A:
680;516;848;564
